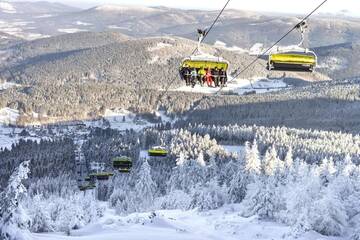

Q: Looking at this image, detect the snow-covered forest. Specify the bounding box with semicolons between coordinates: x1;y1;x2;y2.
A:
1;125;360;239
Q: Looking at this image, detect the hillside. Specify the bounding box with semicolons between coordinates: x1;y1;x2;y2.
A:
0;34;271;86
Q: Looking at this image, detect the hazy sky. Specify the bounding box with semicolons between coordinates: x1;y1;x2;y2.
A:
10;0;360;16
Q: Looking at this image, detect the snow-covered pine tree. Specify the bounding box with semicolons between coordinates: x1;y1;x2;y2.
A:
281;164;322;235
284;146;293;169
229;140;261;203
190;178;227;211
245;140;261;175
310;182;347;236
319;158;337;186
27;194;52;233
133;160;157;211
263;146;280;176
0;161;31;240
241;145;286;219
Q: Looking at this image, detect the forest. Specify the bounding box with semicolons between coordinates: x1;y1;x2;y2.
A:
1;125;360;239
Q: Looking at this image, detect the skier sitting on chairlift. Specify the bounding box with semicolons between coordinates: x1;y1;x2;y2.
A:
212;67;220;87
190;68;198;88
205;68;214;87
198;67;206;86
219;68;227;86
182;65;191;86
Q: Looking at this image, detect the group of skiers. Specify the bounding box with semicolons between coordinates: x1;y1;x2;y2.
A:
180;66;228;88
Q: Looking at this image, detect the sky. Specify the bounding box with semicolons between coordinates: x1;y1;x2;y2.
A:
10;0;360;17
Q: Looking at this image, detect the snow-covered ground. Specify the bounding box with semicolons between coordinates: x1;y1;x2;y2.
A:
318;56;348;71
0;20;49;40
174;77;289;95
221;145;244;156
0;82;20;90
148;42;173;52
0;107;19;125
32;204;344;240
95;4;159;13
214;40;249;54
0;125;49;150
74;21;93;26
107;25;132;31
57;28;87;34
0;2;16;14
34;14;54;18
85;109;174;132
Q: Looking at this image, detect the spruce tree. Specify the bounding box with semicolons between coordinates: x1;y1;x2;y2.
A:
0;161;31;240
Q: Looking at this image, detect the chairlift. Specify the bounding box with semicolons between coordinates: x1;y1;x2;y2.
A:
179;29;229;87
148;146;168;157
267;21;317;72
113;156;133;173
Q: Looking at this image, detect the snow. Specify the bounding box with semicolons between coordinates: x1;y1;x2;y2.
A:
0;125;49;150
221;145;245;155
0;108;19;125
187;53;227;63
0;2;16;14
107;25;131;30
84;109;150;132
84;108;175;133
148;42;173;52
148;55;160;64
0;20;49;40
0;82;20;90
214;41;249;54
32;204;345;240
155;110;174;123
58;28;87;34
249;43;309;56
34;14;54;18
75;21;93;26
249;43;265;56
95;4;159;13
174;77;289;95
318;56;347;71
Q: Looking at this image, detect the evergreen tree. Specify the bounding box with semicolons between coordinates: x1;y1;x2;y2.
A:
27;195;52;233
263;146;280;176
190;178;227;211
244;140;261;175
284;146;293;169
229;141;260;203
133;160;157;211
0;161;31;240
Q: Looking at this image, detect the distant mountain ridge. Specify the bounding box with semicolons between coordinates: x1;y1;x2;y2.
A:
1;2;359;48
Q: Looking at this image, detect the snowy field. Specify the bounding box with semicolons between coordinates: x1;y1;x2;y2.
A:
32;204;344;240
214;40;249;54
85;109;174;132
0;107;19;125
174;77;289;95
0;20;49;40
57;28;87;34
0;125;47;150
221;145;245;156
318;56;348;71
0;2;16;14
0;82;20;90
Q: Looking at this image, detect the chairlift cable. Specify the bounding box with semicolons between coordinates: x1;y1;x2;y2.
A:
191;0;232;55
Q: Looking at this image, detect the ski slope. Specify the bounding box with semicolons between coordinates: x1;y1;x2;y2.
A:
32;204;344;240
